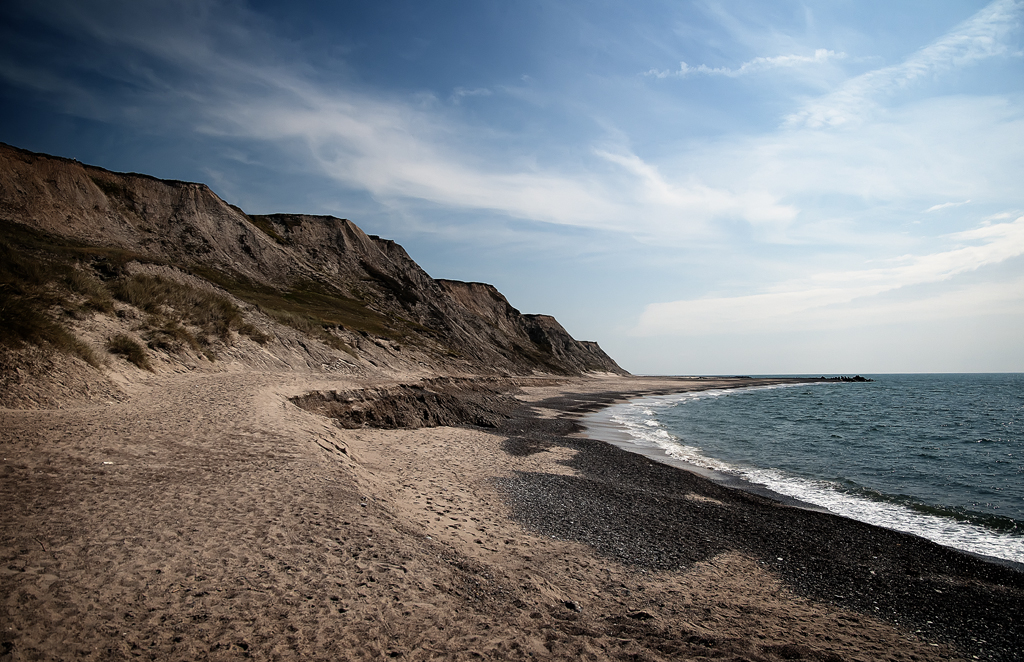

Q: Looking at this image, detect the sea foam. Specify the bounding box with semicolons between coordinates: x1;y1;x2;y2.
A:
601;379;1024;565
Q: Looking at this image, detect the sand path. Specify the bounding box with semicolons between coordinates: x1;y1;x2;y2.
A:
1;371;960;660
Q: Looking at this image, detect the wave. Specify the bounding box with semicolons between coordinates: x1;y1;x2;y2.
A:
599;386;1024;565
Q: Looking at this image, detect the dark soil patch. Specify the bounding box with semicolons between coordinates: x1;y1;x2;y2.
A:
290;377;520;429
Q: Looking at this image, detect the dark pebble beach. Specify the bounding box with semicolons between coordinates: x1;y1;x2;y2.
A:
495;389;1024;662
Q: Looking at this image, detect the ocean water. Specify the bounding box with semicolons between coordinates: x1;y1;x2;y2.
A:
600;374;1024;565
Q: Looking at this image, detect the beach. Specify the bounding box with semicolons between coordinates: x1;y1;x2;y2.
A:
2;371;1021;661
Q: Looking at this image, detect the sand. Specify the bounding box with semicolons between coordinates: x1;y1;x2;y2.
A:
2;370;1021;661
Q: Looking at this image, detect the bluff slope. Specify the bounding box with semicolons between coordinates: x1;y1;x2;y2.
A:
0;143;624;405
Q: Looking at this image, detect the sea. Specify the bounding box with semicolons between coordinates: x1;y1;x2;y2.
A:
591;373;1024;565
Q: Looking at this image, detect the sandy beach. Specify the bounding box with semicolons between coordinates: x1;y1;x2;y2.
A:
2;371;1022;661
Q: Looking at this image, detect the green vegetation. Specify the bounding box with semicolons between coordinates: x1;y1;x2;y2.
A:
191;266;434;357
0;219;268;367
110;273;268;346
0;235;101;366
0;216;444;368
106;334;152;371
0;217;162;274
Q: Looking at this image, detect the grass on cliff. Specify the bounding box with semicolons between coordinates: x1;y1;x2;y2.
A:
0;217;443;365
111;273;270;348
0;236;104;366
191;266;436;356
106;334;152;371
0;219;269;365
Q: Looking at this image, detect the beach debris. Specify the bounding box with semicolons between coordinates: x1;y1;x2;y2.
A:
627;610;654;620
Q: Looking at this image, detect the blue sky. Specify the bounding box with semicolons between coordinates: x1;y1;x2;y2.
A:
2;0;1022;374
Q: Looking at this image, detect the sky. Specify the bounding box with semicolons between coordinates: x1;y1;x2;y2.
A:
1;0;1022;375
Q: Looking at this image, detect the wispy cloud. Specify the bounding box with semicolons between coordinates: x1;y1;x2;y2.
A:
925;200;971;213
595;149;797;229
634;216;1024;335
3;0;1021;249
787;0;1023;128
450;87;492;104
3;0;815;238
2;0;1021;371
0;1;633;229
682;93;1024;230
646;48;843;78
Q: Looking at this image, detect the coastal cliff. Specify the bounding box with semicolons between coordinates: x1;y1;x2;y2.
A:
0;143;624;406
2;142;1021;662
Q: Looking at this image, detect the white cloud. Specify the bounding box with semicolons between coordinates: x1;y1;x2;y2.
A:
595;149;797;229
7;0;800;238
5;0;1021;249
925;200;971;213
646;48;843;78
113;19;799;237
787;0;1023;128
0;1;635;231
685;95;1024;226
450;87;493;103
203;87;641;231
634;216;1024;335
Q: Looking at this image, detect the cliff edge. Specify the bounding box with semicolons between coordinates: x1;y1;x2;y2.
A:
0;143;625;406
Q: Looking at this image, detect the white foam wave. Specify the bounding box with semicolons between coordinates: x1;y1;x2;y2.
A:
601;387;1024;565
740;467;1024;564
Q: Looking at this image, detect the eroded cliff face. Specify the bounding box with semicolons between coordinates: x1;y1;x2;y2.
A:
436;281;622;375
0;143;626;395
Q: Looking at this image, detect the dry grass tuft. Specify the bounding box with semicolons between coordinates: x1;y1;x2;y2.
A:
191;267;395;357
0;295;101;367
144;317;201;352
106;334;152;371
111;274;266;345
63;268;115;313
0;240;101;367
0;218;338;370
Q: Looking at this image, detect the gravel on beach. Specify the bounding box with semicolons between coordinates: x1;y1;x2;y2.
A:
497;389;1024;662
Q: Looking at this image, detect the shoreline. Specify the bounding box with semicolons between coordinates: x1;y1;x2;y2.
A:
3;371;1022;661
577;380;1024;573
499;375;1024;661
577;387;834;513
